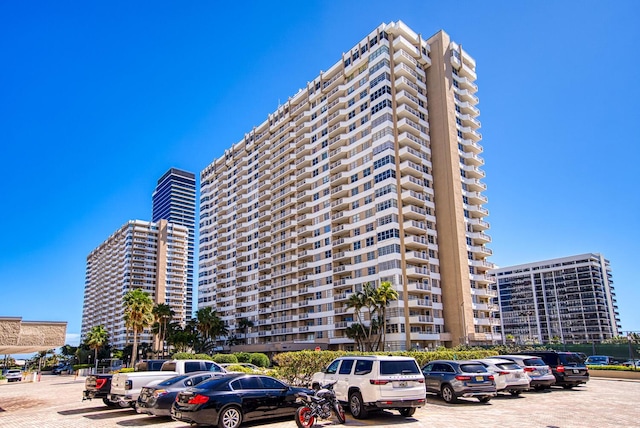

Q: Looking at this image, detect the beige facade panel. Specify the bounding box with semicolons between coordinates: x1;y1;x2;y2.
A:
0;317;67;354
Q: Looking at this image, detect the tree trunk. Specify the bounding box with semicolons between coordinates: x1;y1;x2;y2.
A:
131;330;139;368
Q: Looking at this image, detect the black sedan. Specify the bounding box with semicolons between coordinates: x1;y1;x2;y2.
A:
137;372;220;417
171;373;313;428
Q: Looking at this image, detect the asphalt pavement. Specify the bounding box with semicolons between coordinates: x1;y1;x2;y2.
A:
0;373;638;427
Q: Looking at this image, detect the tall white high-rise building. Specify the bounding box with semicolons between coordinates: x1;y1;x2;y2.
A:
81;219;188;349
199;21;498;351
492;253;621;344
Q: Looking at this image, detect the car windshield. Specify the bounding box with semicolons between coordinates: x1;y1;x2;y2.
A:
158;375;190;386
495;362;521;370
559;353;584;365
523;358;545;367
209;363;226;373
459;363;487;373
380;360;420;375
587;357;607;363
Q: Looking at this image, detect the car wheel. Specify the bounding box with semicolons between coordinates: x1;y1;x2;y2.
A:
478;396;491;403
102;398;119;408
441;384;457;404
399;407;416;417
218;406;243;428
349;391;369;419
533;385;545;391
510;390;521;396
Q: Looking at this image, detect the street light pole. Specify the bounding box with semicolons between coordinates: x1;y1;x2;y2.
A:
629;333;635;372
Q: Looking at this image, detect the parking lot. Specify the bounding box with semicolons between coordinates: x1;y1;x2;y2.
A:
0;374;638;427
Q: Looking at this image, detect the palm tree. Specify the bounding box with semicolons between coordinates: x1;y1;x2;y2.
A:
212;317;229;348
167;320;197;353
347;293;368;349
345;324;367;351
152;303;174;358
373;281;398;350
195;307;216;347
361;283;378;350
237;318;254;345
123;289;154;368
85;325;108;373
36;349;55;371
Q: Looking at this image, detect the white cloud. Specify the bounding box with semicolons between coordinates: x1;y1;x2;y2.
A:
65;333;81;347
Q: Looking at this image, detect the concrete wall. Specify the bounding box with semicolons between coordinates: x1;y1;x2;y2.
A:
0;317;67;354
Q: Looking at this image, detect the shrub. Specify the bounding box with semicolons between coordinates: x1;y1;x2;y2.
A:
587;365;638;371
171;352;197;360
170;352;213;361
235;352;251;363
272;349;501;386
225;364;254;373
273;350;349;385
194;353;213;361
119;367;135;373
213;354;238;364
249;353;270;368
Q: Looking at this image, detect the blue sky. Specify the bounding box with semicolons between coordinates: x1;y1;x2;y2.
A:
1;1;638;354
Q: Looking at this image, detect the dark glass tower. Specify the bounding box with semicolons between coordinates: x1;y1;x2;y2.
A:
152;168;196;320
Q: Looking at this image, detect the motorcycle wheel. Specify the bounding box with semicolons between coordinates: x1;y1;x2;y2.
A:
295;406;316;428
334;403;346;424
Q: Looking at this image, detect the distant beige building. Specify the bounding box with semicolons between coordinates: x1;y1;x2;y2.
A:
0;317;67;354
81;219;188;349
198;21;498;352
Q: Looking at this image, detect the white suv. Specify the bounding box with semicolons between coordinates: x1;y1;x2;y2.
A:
311;355;426;418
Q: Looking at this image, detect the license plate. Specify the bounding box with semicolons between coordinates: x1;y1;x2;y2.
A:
398;381;407;387
573;369;579;373
475;376;484;381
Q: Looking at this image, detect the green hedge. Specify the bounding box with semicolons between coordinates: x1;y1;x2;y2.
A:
271;349;500;386
172;353;213;361
587;365;640;371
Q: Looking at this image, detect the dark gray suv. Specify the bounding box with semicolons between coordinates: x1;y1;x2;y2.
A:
421;360;496;403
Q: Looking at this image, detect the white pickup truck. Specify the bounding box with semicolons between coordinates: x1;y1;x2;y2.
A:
109;359;227;407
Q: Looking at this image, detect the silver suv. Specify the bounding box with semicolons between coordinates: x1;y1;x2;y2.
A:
311;355;426;419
